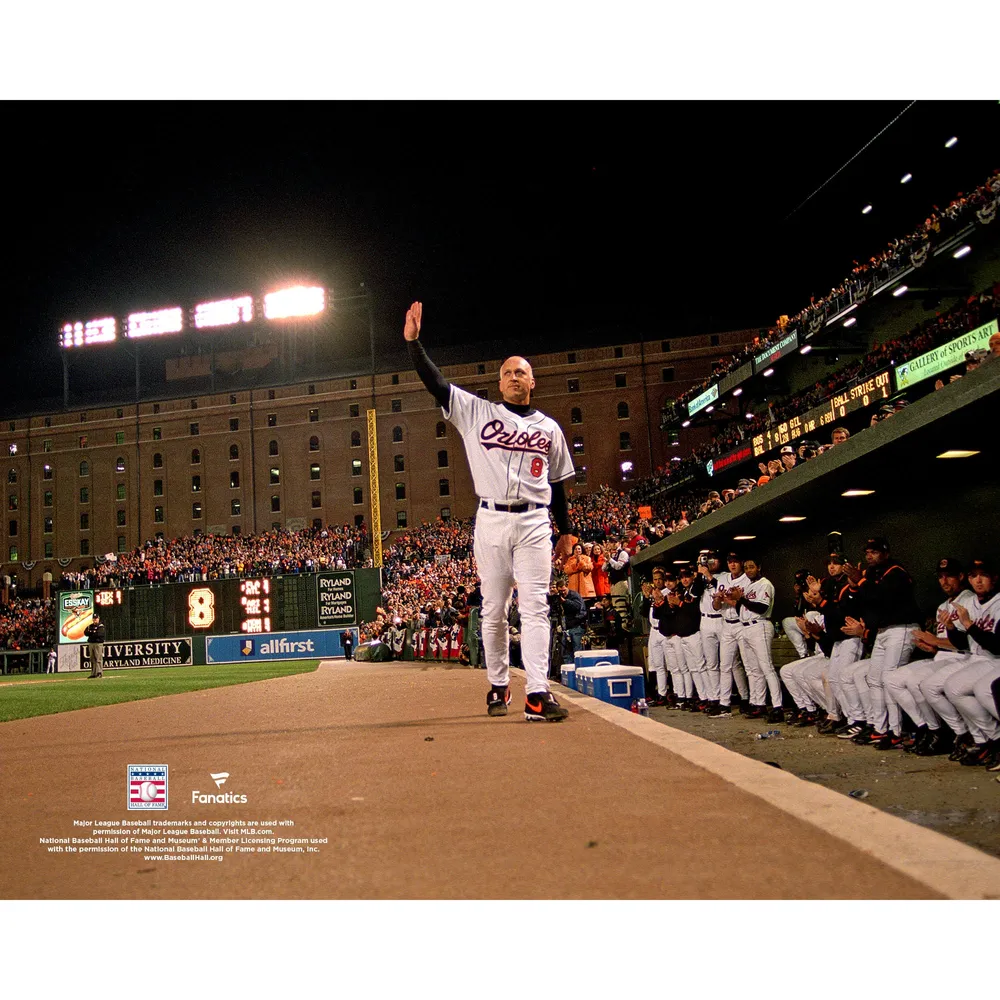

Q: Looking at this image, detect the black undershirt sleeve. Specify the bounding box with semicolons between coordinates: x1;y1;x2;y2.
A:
741;598;770;615
549;480;572;536
407;339;451;409
968;624;1000;655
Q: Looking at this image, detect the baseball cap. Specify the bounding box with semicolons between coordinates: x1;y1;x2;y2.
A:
828;551;846;563
679;564;696;576
757;475;770;486
893;399;909;410
663;570;677;582
937;557;964;576
708;490;720;498
966;348;990;363
879;404;895;415
737;478;754;489
726;551;742;561
865;536;890;553
969;558;996;576
780;445;795;454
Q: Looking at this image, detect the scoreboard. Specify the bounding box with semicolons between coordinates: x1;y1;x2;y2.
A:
752;369;891;458
92;572;359;642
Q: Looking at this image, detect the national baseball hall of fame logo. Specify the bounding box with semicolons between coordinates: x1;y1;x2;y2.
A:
128;764;169;810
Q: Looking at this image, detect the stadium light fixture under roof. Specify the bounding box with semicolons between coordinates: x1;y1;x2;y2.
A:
681;419;691;428
799;344;812;355
263;285;326;320
706;405;714;413
762;368;774;377
733;535;756;540
953;245;971;259
892;285;908;297
862;204;873;215
945;136;958;148
842;490;875;497
779;516;806;522
843;317;857;328
901;173;913;184
732;387;743;397
937;450;979;459
194;295;254;329
127;307;183;339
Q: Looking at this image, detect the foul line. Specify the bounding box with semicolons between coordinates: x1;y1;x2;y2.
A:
555;684;1000;900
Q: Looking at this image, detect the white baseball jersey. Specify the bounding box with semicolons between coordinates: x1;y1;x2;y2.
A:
739;575;774;623
717;571;744;622
967;591;1000;658
444;385;574;504
699;574;723;615
935;590;976;640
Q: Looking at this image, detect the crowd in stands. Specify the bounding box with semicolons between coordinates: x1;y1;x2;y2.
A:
0;599;56;652
676;167;1000;413
60;524;372;590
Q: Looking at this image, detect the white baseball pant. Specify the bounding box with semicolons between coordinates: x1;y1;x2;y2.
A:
700;616;724;700
942;658;1000;744
719;621;749;707
920;657;973;736
883;651;966;730
680;632;718;702
781;654;822;711
667;634;693;700
828;638;864;721
850;624;918;733
648;628;670;698
737;620;781;707
474;507;553;696
781;616;810;658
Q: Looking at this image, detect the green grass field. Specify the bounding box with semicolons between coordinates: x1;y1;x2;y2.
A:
0;661;320;723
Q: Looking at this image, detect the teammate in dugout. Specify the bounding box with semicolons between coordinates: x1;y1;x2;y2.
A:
404;301;575;722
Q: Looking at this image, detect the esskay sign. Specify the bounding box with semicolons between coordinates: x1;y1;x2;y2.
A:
893;319;998;391
316;571;356;626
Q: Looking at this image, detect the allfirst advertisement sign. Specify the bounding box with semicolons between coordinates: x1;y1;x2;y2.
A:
206;629;358;664
893;319;998;391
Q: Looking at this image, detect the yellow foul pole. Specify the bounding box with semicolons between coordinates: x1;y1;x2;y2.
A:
366;408;383;567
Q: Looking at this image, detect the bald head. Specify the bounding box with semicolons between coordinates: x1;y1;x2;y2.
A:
990;332;1000;357
499;356;535;405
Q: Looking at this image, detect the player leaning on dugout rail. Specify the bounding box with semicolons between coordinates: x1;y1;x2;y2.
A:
404;301;575;723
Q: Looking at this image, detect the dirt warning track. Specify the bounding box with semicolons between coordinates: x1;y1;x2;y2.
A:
3;661;999;899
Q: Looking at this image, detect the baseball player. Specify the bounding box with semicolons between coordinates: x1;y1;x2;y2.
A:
692;552;726;713
652;572;695;710
781;570;813;659
676;564;721;714
405;302;575;722
713;551;750;714
939;560;1000;766
885;558;975;755
841;537;922;748
727;556;782;722
641;566;671;706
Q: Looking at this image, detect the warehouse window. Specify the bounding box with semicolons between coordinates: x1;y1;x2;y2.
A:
349;403;359;418
230;418;240;432
192;502;202;519
351;460;362;477
80;513;89;529
617;402;630;419
391;399;401;413
309;435;320;451
567;378;579;393
351;431;361;448
153;427;161;440
44;541;53;558
8;520;17;536
79;488;89;504
230;444;239;460
153;453;163;468
436;422;446;438
439;479;450;497
79;540;89;556
271;495;281;512
437;449;448;468
44;516;53;533
395;483;406;500
570;407;582;424
394;455;405;472
396;511;407;528
573;436;584;455
353;488;363;505
662;367;675;382
43;465;53;480
270;468;280;485
311;491;322;508
154;507;164;523
190;422;199;436
116;456;126;472
392;426;403;443
615;372;627;388
267;413;277;427
44;490;53;507
116;509;126;526
310;463;320;481
268;440;278;457
191;448;200;464
118;535;127;553
116;484;126;501
79;461;89;477
309;408;319;422
619;431;631;450
231;499;241;516
116;431;125;445
192;475;201;492
154;480;163;496
230;471;240;488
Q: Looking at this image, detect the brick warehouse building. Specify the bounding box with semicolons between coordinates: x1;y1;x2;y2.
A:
1;328;751;588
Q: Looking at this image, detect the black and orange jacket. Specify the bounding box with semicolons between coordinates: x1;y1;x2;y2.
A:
850;562;922;639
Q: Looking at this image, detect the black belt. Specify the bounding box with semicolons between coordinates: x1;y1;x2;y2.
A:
724;619;741;624
742;620;768;627
480;500;543;513
702;613;722;619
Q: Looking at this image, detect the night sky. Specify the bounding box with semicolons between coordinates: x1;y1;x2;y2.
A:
6;100;996;409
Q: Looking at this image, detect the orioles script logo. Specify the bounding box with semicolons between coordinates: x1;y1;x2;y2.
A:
480;420;551;455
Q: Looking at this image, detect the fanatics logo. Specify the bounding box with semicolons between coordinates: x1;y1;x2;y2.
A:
128;764;168;810
240;639;254;656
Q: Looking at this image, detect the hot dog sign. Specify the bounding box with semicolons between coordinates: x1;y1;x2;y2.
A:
59;591;95;644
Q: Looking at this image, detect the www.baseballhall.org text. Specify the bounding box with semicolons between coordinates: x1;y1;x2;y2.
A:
38;819;329;862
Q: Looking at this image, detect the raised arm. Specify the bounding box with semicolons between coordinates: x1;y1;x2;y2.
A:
404;301;451;409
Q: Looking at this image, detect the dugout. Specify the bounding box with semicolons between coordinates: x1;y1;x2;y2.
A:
633;361;1000;624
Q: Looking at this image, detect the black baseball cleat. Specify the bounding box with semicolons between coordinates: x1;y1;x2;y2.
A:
851;724;875;745
715;704;733;718
817;717;843;735
948;733;975;761
960;739;998;767
795;710;820;728
524;691;569;722
766;707;785;724
875;732;904;750
487;685;512;717
836;722;865;739
915;728;954;756
744;704;767;719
